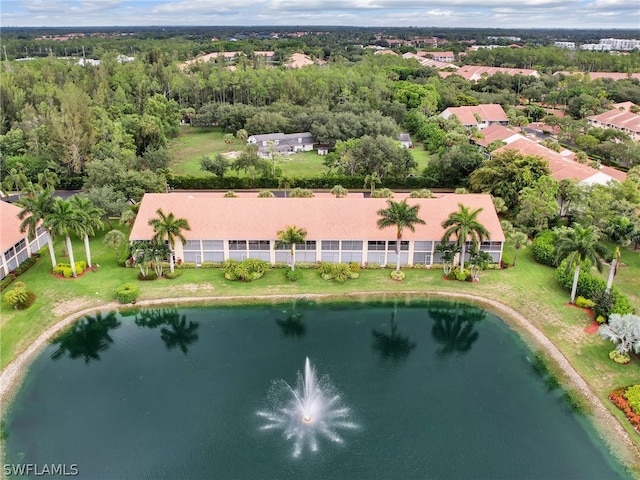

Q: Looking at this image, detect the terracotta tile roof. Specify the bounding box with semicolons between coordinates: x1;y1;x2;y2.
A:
556;71;640;81
441;104;509;126
588;108;640;135
475;124;521;147
1;201;26;252
130;193;505;243
441;65;539;81
493;138;626;184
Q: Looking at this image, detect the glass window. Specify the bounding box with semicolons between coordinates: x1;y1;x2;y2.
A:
184;240;200;250
15;239;26;251
321;241;339;251
414;241;433;251
229;240;247;250
202;240;224;250
368;241;386;251
295;241;316;251
4;247;15;261
341;241;363;251
388;241;409;251
248;240;270;251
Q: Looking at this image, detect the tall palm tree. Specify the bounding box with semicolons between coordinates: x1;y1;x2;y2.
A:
16;187;57;268
508;230;529;267
148;208;191;273
606;246;621;294
44;198;85;277
376;200;426;273
70;195;104;268
555;223;608;304
441;204;490;270
364;172;381;195
104;230;127;264
276;225;307;271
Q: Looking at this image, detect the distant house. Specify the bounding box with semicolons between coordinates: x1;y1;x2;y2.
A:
440;104;509;130
247;132;314;158
420;51;455;63
440;65;539;82
398;133;413;148
587;102;640;141
1;201;50;280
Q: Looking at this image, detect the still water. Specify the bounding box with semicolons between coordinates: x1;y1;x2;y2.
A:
3;300;630;479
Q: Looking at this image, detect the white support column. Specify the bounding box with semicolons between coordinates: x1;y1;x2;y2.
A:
407;240;415;266
270;240;276;265
223;240;230;261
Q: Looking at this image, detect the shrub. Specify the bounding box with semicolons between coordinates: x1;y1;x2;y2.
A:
531;230;556;267
164;271;181;279
289;188;314;198
596;315;607;324
624;385;640;414
0;275;16;292
608;350;631;364
137;272;158;281
556;260;633;317
285;269;301;281
371;188;394;198
116;283;139;304
610;387;640;431
575;296;595;309
317;262;333;275
364;262;382;269
257;190;275;198
176;262;197;269
349;262;361;272
390;270;405;281
409;189;433;198
223;258;267;282
62;267;74;278
3;282;29;309
224;191;237;198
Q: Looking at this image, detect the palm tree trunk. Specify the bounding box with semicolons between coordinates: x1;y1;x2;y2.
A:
395;231;401;273
512;247;519;267
83;234;92;267
570;264;580;303
605;259;616;294
459;241;466;270
291;244;296;271
169;242;175;273
47;234;57;268
67;235;77;277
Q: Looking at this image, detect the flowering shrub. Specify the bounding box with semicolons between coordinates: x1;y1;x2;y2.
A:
610;386;640;432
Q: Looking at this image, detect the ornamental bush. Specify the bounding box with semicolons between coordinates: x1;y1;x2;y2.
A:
575;296;595;309
116;283;139;304
285;269;301;281
608;350;631;364
531;230;556;267
624;385;640;414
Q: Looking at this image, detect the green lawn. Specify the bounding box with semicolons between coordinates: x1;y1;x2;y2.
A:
2;231;639;459
168;126;431;179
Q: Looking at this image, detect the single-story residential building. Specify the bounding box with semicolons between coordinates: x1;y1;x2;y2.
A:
130;193;505;267
1;200;50;279
247;132;315;158
587;102;640;141
440;65;540;82
398;133;413;148
440;104;509;130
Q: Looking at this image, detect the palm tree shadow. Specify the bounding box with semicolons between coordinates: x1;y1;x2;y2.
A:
50;311;121;363
372;308;417;361
275;302;306;338
135;307;200;355
429;302;484;358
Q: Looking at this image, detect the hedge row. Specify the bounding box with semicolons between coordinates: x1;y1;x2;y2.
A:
0;255;39;291
531;230;557;267
555;259;633;317
169;175;436;191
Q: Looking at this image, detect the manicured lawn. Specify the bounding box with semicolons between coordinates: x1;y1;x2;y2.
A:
2;233;639;452
168;126;431;179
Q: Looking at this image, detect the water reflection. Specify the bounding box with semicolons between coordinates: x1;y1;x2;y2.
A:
429;302;484;357
275;302;306;339
372;304;417;361
135;308;200;355
51;311;121;363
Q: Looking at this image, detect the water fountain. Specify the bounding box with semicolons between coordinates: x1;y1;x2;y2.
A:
257;357;358;458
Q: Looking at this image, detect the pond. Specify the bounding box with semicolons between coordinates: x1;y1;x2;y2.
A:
3;300;631;479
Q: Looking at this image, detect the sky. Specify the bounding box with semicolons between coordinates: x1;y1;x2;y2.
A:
1;0;639;30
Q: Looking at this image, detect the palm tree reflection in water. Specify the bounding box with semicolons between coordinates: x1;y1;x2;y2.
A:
429;302;485;358
372;303;417;361
135;308;200;355
51;311;121;363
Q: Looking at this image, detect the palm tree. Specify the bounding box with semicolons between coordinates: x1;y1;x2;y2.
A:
441;204;490;270
555;223;608;304
606;246;621;294
148;208;191;273
70;195;104;268
1;166;29;199
45;198;85;277
16;187;57;268
104;229;127;264
508;230;529;267
276;225;307;271
364;172;381;195
376;200;426;273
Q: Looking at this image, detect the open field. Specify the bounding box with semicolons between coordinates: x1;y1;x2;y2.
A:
168;126;431;178
1;228;639;461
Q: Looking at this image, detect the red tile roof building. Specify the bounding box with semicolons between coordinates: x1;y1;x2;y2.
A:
440;104;509;130
130;193;505;267
0;201;50;279
588;103;640;141
440;65;539;81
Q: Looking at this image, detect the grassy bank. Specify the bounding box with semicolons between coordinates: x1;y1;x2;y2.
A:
1;230;639;455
